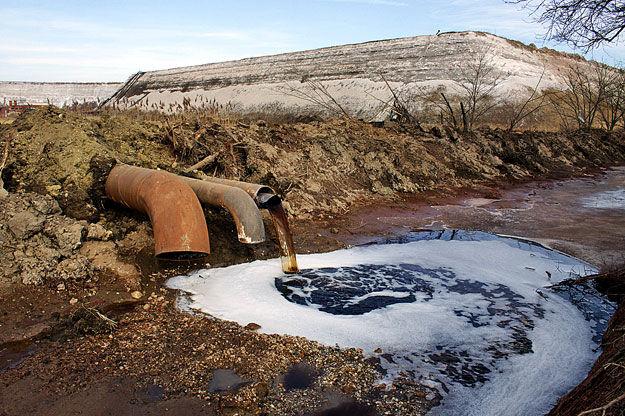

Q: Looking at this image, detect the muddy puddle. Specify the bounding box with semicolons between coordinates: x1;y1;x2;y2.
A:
331;166;625;266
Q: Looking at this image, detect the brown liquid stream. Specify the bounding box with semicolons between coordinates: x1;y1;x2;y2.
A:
267;202;299;274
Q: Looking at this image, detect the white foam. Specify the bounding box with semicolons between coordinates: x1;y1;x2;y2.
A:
168;239;600;415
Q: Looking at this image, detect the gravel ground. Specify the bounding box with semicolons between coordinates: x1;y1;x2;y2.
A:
0;288;438;415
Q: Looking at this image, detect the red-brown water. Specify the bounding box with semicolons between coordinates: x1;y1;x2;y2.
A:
267;202;299;273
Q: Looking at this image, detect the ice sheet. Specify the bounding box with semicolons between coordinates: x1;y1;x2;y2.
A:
580;189;625;209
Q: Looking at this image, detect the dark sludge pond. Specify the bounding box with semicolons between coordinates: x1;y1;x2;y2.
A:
169;230;615;416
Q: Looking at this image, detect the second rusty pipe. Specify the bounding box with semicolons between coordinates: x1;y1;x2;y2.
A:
105;165;210;260
180;176;266;244
194;176;281;208
199;175;298;274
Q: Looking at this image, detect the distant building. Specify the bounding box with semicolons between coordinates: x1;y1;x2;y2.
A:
0;100;46;118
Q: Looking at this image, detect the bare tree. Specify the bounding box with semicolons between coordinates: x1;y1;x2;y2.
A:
503;69;550;131
509;0;625;50
599;66;625;130
440;44;505;131
548;61;616;130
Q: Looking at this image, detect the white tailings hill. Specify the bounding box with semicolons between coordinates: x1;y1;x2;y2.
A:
0;82;122;107
106;31;590;120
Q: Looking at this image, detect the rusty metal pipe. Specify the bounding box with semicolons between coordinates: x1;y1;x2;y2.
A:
199;175;298;274
180;176;266;244
197;176;281;208
105;165;210;260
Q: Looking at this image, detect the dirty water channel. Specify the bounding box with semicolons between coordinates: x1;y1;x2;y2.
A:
168;167;625;415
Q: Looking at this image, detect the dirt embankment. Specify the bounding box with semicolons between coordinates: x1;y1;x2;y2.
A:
1;106;625;415
2;106;624;298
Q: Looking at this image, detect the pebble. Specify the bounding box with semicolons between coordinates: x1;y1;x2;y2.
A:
130;291;143;299
69;298;78;305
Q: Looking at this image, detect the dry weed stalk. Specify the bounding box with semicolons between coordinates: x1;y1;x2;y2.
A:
0;129;14;177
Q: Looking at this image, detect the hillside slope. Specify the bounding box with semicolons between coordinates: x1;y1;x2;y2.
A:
107;31;590;119
0;82;122;107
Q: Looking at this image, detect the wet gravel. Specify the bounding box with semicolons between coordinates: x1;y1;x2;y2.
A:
0;288;438;415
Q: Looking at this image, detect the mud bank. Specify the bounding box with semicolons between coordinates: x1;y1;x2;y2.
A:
1;107;625;415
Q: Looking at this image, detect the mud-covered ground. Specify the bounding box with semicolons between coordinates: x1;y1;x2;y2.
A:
1;106;625;415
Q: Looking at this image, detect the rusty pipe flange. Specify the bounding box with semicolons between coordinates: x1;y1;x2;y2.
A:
105;164;210;260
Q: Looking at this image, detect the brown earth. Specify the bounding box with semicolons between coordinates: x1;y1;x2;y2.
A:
1;106;625;415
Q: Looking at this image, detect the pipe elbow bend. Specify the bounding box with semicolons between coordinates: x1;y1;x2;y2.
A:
105;165;210;260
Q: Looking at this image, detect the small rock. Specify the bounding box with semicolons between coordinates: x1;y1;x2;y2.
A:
341;384;356;394
69;297;78;305
330;228;339;234
56;283;66;291
245;322;262;331
55;222;86;257
430;125;443;138
46;185;62;197
87;223;111;241
130;291;143;299
8;211;46;239
374;348;382;354
31;195;61;215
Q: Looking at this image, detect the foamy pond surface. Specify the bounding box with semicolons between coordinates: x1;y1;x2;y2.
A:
168;231;615;415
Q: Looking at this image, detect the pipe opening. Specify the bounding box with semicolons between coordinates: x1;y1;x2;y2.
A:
156;251;209;261
257;192;282;209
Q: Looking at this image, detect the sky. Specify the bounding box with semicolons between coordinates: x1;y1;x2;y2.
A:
2;0;625;82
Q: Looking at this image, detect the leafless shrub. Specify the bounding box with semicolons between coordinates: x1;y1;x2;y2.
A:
434;44;506;131
499;70;550;131
598;65;625;131
276;80;353;119
548;61;618;131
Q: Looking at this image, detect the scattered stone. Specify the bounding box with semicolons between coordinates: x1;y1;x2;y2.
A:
56;282;65;291
30;195;61;215
69;298;78;305
245;322;262;331
45;184;62;197
130;291;143;299
50;221;86;257
330;228;339;234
